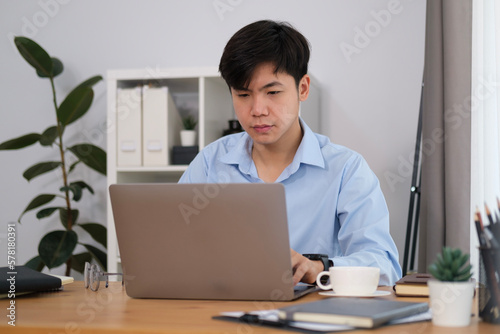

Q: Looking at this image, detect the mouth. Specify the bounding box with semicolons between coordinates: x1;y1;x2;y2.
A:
252;124;273;133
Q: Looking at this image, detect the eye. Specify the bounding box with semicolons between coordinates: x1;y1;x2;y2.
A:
238;93;249;97
268;91;281;95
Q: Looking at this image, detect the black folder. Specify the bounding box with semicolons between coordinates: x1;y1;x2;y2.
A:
0;266;66;294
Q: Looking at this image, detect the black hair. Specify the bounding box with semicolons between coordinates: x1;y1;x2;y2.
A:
218;20;310;90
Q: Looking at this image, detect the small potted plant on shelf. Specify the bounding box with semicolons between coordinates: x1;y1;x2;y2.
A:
180;115;197;146
427;246;474;327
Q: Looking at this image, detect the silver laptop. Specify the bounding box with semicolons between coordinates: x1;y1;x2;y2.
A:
109;183;317;301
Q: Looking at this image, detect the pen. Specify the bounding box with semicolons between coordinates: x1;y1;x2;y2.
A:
495;198;500;224
484;228;499;249
475;211;490;248
486;204;495;225
483;204;500;249
489;222;500;245
239;313;287;327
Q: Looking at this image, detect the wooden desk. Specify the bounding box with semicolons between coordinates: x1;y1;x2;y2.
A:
1;282;497;333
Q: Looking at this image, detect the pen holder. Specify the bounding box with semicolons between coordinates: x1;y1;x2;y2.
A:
478;247;500;324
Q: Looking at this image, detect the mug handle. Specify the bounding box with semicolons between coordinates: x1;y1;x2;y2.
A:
316;271;332;290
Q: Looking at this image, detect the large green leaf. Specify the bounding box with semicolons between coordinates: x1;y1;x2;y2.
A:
83;244;107;271
36;206;63;219
57;86;93;126
60;181;94;202
39;126;59;146
38;230;78;269
59;208;79;228
74;75;103;90
14;37;53;77
75;180;94;193
79;223;107;248
68;144;106;175
25;255;45;272
23;161;62;181
19;194;56;222
60;184;82;201
37;57;63;78
71;252;92;274
72;181;94;194
0;133;41;150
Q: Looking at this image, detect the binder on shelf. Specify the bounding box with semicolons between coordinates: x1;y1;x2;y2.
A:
116;87;142;167
142;86;181;166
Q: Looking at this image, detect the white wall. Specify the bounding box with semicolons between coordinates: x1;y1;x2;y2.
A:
0;0;426;274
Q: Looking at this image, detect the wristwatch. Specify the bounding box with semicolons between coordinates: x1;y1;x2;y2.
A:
302;254;333;271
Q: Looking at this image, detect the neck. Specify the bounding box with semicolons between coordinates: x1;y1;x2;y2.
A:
252;120;303;182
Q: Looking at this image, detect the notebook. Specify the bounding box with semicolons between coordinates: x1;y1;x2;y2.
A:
0;266;74;297
277;297;429;328
109;183;318;301
393;273;432;297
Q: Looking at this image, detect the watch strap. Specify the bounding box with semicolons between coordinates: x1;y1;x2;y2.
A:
302;253;332;271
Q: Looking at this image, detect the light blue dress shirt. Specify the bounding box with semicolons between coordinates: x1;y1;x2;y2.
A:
179;120;402;285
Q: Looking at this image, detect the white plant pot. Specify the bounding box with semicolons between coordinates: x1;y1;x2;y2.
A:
180;130;196;146
427;279;475;327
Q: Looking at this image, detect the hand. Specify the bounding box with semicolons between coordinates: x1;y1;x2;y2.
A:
290;249;325;285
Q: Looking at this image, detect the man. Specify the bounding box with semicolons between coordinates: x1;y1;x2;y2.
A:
179;20;402;286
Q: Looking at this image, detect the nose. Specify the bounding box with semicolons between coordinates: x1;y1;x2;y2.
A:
250;95;269;117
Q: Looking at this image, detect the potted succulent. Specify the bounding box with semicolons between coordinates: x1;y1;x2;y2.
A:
427;246;475;327
180;115;197;146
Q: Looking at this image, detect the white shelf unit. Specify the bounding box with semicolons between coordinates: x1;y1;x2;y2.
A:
106;67;320;273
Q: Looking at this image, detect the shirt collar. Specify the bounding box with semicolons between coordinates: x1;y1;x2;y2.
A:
218;118;325;175
294;119;325;169
218;132;255;175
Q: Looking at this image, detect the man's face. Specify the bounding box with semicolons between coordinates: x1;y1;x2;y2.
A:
230;62;310;148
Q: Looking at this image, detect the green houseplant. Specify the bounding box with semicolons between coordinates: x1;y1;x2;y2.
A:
180;115;198;146
428;246;473;282
182;115;198;130
427;246;474;327
0;37;107;276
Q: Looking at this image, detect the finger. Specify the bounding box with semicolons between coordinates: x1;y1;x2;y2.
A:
290;249;301;270
293;262;307;285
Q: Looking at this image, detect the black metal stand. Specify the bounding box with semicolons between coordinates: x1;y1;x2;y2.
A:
402;83;424;276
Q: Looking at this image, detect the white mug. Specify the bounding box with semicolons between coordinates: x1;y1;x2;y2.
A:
316;266;380;296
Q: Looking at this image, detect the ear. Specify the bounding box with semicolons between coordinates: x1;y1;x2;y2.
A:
298;74;310;102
